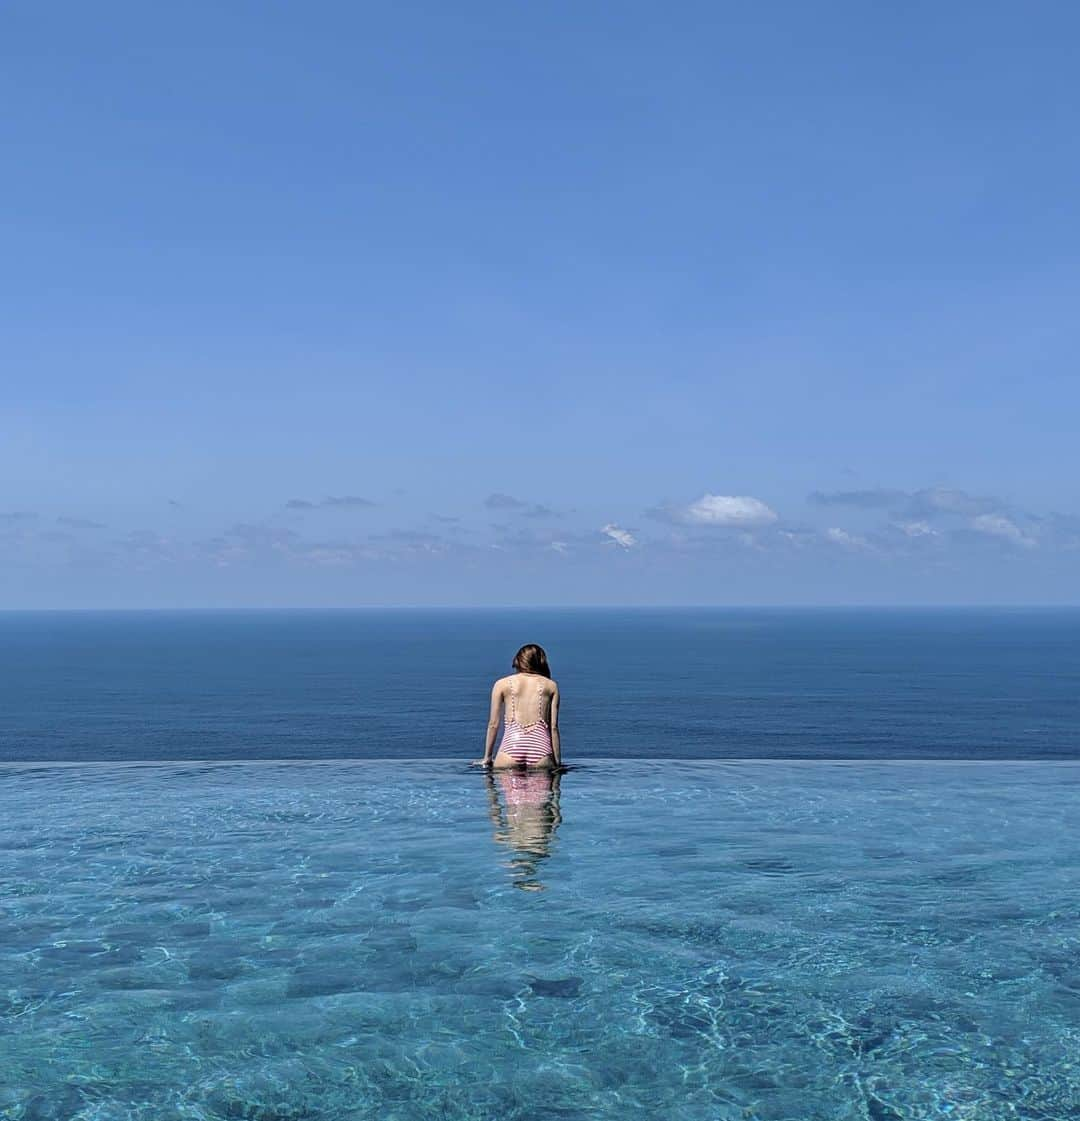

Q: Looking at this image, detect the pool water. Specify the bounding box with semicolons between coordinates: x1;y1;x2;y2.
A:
2;761;1079;1120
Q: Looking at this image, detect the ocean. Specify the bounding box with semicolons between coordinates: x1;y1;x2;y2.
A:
2;607;1078;762
3;608;1079;1119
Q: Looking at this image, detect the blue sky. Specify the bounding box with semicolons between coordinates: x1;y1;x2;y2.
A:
3;1;1078;606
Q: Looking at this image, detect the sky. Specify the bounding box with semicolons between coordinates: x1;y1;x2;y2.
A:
3;1;1079;606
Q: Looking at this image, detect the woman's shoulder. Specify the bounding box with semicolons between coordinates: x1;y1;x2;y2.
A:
492;673;558;690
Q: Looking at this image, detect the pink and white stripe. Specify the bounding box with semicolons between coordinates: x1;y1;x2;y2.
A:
499;677;553;764
499;718;553;765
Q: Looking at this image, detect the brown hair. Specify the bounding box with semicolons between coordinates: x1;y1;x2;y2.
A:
512;644;551;678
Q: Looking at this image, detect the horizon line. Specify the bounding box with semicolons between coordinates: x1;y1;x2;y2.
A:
1;603;1079;613
3;757;1079;768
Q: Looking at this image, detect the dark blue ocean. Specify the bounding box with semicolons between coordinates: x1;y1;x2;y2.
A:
2;607;1077;761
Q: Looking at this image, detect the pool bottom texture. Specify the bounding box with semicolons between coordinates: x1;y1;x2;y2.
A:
2;760;1077;1121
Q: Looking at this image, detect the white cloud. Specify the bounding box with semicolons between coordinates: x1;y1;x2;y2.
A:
601;523;637;549
970;514;1037;549
824;527;870;549
778;528;814;547
677;494;779;527
894;520;937;538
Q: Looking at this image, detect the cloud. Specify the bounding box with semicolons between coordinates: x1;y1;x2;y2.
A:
969;514;1037;549
486;522;608;555
196;524;299;566
653;494;779;527
192;520;404;568
287;496;375;510
227;523;300;548
824;527;871;549
114;530;186;567
483;493;561;519
686;494;778;526
601;523;637;549
907;487;997;517
57;517;107;530
297;545;364;567
892;520;937;538
777;527;817;548
198;523;361;568
485;493;527;510
366;528;452;556
378;529;444;544
810;486;998;518
322;495;375;509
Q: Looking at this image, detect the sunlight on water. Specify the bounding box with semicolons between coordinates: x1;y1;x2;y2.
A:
2;761;1079;1120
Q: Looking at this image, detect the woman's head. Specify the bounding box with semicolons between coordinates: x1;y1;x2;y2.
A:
512;643;551;677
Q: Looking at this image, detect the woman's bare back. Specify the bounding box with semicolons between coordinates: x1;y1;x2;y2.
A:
475;645;562;769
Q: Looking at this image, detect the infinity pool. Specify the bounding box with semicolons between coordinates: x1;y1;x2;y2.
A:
2;761;1078;1120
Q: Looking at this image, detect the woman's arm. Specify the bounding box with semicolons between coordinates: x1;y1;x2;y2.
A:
474;681;503;766
549;685;561;766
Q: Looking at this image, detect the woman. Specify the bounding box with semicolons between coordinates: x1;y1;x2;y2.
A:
474;643;561;769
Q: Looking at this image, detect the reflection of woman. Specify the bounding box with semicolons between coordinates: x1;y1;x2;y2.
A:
473;644;562;769
484;767;563;891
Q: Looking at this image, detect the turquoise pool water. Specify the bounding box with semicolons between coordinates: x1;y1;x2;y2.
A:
2;761;1078;1120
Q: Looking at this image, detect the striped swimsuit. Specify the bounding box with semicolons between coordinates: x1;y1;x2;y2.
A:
498;676;553;766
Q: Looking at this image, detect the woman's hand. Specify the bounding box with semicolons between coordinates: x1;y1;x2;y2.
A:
471;758;492;768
